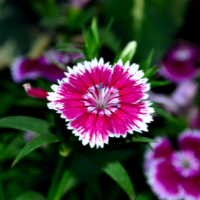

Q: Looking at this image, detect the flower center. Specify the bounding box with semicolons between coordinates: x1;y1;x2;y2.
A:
172;151;200;178
174;49;192;61
83;83;119;114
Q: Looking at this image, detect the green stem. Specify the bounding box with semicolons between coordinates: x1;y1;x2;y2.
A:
0;164;5;200
47;156;65;200
53;170;71;200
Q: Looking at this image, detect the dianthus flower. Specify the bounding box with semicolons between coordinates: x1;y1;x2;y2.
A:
47;58;154;148
160;41;199;83
11;50;84;83
144;130;200;200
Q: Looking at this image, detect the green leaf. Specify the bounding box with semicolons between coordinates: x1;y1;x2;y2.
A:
146;143;154;152
144;65;162;79
56;48;83;54
139;49;154;72
91;18;99;44
0;116;52;134
83;18;100;59
12;134;60;167
119;41;137;64
150;80;171;88
78;149;135;200
53;149;134;200
153;106;179;125
0;93;14;117
100;17;114;47
16;191;46;200
131;136;157;143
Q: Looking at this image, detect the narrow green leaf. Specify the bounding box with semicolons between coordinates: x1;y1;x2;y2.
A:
140;49;154;72
131;136;157;143
16;191;46;200
144;65;162;79
91;18;99;44
154;106;179;125
146;143;154;152
100;17;114;46
145;49;154;71
79;149;135;200
53;149;134;200
119;41;137;64
150;81;171;88
56;48;83;54
12;134;60;167
0;116;52;134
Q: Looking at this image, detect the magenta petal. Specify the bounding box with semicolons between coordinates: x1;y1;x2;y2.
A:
11;50;84;83
160;61;198;83
70;111;109;148
11;57;40;83
144;137;174;169
23;83;48;99
181;175;200;200
179;130;200;159
147;159;181;200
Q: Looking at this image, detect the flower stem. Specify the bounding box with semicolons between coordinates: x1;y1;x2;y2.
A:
0;164;5;200
47;156;65;200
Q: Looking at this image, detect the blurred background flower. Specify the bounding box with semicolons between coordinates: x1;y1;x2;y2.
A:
144;130;200;200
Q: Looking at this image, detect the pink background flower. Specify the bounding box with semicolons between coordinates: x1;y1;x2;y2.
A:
144;130;200;200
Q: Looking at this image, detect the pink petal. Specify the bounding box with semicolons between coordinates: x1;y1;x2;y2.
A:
144;137;174;169
181;175;200;200
69;111;109;148
11;57;40;83
160;61;198;83
179;130;200;159
68;62;112;93
109;64;148;102
23;83;48;99
147;159;181;200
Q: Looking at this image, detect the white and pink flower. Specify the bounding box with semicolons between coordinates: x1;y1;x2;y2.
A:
11;50;84;83
47;58;154;148
160;40;200;83
144;130;200;200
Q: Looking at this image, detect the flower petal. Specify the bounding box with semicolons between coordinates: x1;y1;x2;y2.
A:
179;130;200;159
69;111;109;148
181;175;200;200
11;57;40;83
146;159;181;200
23;83;48;99
144;137;174;169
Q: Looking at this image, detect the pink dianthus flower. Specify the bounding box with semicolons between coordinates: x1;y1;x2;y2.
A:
11;50;84;83
144;130;200;200
47;58;154;148
160;41;200;83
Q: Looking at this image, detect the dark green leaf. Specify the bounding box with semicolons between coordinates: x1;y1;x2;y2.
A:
56;48;83;54
0;116;52;134
153;106;179;125
78;149;135;200
144;65;162;79
146;143;154;152
131;136;157;143
12;134;60;167
150;81;171;88
100;17;114;46
91;18;99;44
16;191;46;200
53;149;134;200
0;93;14;117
